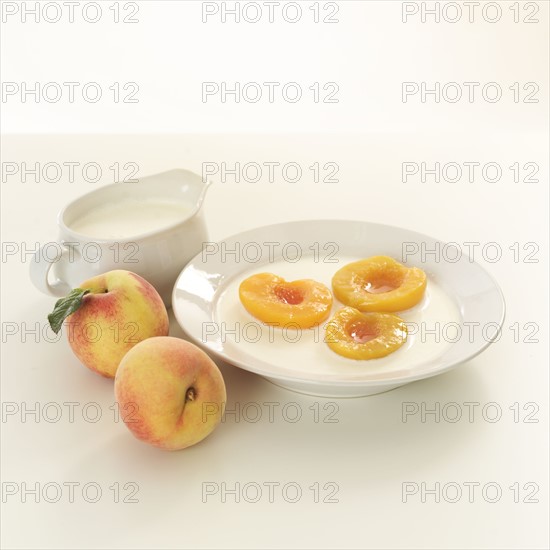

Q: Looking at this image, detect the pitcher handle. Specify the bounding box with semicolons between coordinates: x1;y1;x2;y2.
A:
29;242;76;297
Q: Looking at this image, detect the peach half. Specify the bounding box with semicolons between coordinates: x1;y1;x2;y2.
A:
332;256;427;312
325;307;408;360
239;273;332;329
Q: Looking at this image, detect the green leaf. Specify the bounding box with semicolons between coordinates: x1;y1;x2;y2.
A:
47;288;91;334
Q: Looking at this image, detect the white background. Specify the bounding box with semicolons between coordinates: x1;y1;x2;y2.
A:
1;1;549;549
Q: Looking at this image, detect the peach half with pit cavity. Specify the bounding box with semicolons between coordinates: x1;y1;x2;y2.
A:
332;256;427;312
325;306;408;360
239;273;332;329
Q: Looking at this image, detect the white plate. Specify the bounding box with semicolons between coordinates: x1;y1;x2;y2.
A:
172;220;505;398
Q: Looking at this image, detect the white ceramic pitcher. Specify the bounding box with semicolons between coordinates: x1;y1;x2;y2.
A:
30;169;212;306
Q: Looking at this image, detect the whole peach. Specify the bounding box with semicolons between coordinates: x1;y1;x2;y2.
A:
114;337;226;450
49;270;169;378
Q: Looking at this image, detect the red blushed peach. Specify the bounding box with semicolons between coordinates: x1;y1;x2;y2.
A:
114;337;227;451
50;270;169;378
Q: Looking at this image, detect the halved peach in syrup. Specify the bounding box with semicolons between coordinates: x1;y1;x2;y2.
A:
325;307;407;360
239;273;332;329
332;256;427;312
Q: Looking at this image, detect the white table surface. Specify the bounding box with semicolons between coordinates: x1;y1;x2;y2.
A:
1;1;549;548
1;132;548;549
